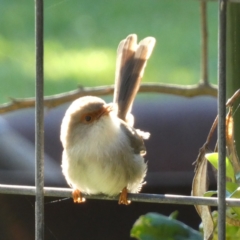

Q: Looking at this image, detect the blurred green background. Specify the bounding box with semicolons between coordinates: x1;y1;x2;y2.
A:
0;0;218;104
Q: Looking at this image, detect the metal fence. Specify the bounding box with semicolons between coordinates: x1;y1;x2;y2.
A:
0;0;240;239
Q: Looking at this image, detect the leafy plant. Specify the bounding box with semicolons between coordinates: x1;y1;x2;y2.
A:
130;212;202;240
192;91;240;240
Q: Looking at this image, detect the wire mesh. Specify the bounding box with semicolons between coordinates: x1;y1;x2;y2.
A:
0;0;233;240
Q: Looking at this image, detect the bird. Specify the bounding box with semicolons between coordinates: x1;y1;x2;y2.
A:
60;34;156;205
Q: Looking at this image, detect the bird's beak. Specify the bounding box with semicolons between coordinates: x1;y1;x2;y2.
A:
97;104;114;119
103;104;114;115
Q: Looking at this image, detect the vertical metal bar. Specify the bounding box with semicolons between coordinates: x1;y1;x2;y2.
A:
218;0;227;239
200;0;208;84
35;0;44;239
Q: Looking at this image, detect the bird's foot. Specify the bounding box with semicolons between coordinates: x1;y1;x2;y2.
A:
72;189;85;203
118;187;131;205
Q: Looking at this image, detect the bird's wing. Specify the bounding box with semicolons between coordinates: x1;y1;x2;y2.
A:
113;34;156;122
120;121;146;156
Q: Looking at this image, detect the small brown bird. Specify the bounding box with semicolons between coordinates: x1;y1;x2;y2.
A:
60;34;156;205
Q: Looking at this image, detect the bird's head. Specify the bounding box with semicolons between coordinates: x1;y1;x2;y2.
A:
60;96;115;148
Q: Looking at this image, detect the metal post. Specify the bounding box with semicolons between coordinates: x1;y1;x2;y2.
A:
218;0;227;239
200;0;208;84
35;0;44;239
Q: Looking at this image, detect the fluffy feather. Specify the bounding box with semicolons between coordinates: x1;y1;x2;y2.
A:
61;96;147;195
60;34;156;200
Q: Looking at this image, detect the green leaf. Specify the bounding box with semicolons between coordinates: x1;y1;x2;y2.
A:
169;211;179;220
205;210;240;239
204;191;217;197
226;182;239;194
130;212;202;240
230;187;240;218
205;153;235;182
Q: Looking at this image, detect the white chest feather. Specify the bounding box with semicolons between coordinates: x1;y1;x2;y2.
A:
61;113;147;195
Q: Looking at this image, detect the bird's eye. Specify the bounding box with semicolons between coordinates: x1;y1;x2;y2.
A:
85;115;92;122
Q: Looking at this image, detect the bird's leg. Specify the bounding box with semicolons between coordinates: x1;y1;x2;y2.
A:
72;189;85;203
118;187;131;205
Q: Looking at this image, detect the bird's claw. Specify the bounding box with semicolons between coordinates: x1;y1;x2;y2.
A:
118;187;131;205
72;189;86;203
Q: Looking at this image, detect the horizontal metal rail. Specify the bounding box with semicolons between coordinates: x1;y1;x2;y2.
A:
1;184;240;207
